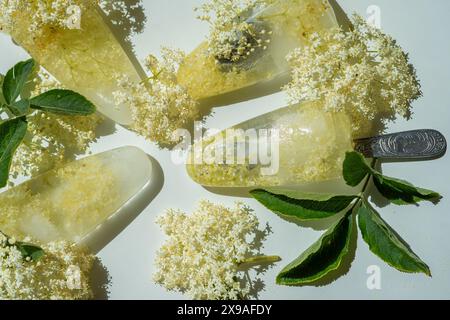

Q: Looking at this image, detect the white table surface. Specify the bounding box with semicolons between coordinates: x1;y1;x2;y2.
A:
1;0;449;300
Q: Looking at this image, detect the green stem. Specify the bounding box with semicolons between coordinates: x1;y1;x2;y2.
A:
359;158;377;197
352;158;378;213
140;70;162;85
0;113;30;124
237;255;281;270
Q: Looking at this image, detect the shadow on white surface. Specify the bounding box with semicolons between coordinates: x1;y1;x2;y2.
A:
329;0;352;30
204;178;363;198
100;0;148;80
90;258;112;300
198;72;290;111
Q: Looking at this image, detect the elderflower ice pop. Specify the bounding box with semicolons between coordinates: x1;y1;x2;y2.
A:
1;1;142;125
186;101;353;188
177;0;338;101
0;147;152;245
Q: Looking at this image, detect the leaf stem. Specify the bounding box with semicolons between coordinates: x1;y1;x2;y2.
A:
358;158;378;197
237;255;281;270
0;111;31;124
352;158;378;214
140;70;162;85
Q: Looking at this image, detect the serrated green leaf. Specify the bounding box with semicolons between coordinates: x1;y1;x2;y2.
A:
343;151;374;187
358;202;431;276
2;59;35;105
251;189;358;221
0;117;28;188
276;212;354;285
373;174;441;205
30;89;96;115
8;99;30;116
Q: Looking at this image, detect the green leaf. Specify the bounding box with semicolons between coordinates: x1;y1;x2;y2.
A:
0;74;6;105
16;243;45;261
30;89;96;115
1;231;45;262
343;151;373;187
8;99;30;116
0;117;28;188
276;212;354;285
373;174;441;205
358;202;431;276
2;59;35;105
251;189;358;221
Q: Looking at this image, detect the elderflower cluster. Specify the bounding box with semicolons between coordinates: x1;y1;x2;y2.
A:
154;201;264;300
284;15;421;137
0;235;94;300
0;0;96;34
7;69;103;179
195;0;273;63
114;48;199;147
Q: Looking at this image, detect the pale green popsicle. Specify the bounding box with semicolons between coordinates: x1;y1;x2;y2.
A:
0;147;152;245
187;100;354;188
178;0;338;101
7;4;142;125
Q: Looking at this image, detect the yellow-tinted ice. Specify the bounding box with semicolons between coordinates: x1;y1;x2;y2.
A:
0;147;152;244
177;0;338;101
8;3;141;125
187;101;353;187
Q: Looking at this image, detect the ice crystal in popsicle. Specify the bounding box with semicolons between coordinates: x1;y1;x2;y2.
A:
1;0;143;125
178;0;338;101
186;100;353;188
0;147;152;244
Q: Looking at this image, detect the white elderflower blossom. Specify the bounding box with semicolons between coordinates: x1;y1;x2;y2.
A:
114;48;199;147
0;0;97;34
284;14;421;137
154;200;278;300
195;0;274;62
4;68;103;179
0;234;95;300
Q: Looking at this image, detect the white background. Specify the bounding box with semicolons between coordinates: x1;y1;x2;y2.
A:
1;0;449;299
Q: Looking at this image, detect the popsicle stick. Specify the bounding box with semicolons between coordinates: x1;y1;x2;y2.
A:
354;130;447;161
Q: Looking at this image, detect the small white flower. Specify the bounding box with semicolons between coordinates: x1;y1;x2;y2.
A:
0;0;96;34
113;48;199;146
284;14;421;137
7;67;103;180
195;0;269;61
154;200;268;300
0;240;95;300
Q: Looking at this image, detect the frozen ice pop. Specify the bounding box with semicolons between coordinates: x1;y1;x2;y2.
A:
177;0;338;101
0;147;152;245
186;100;353;188
5;2;142;125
